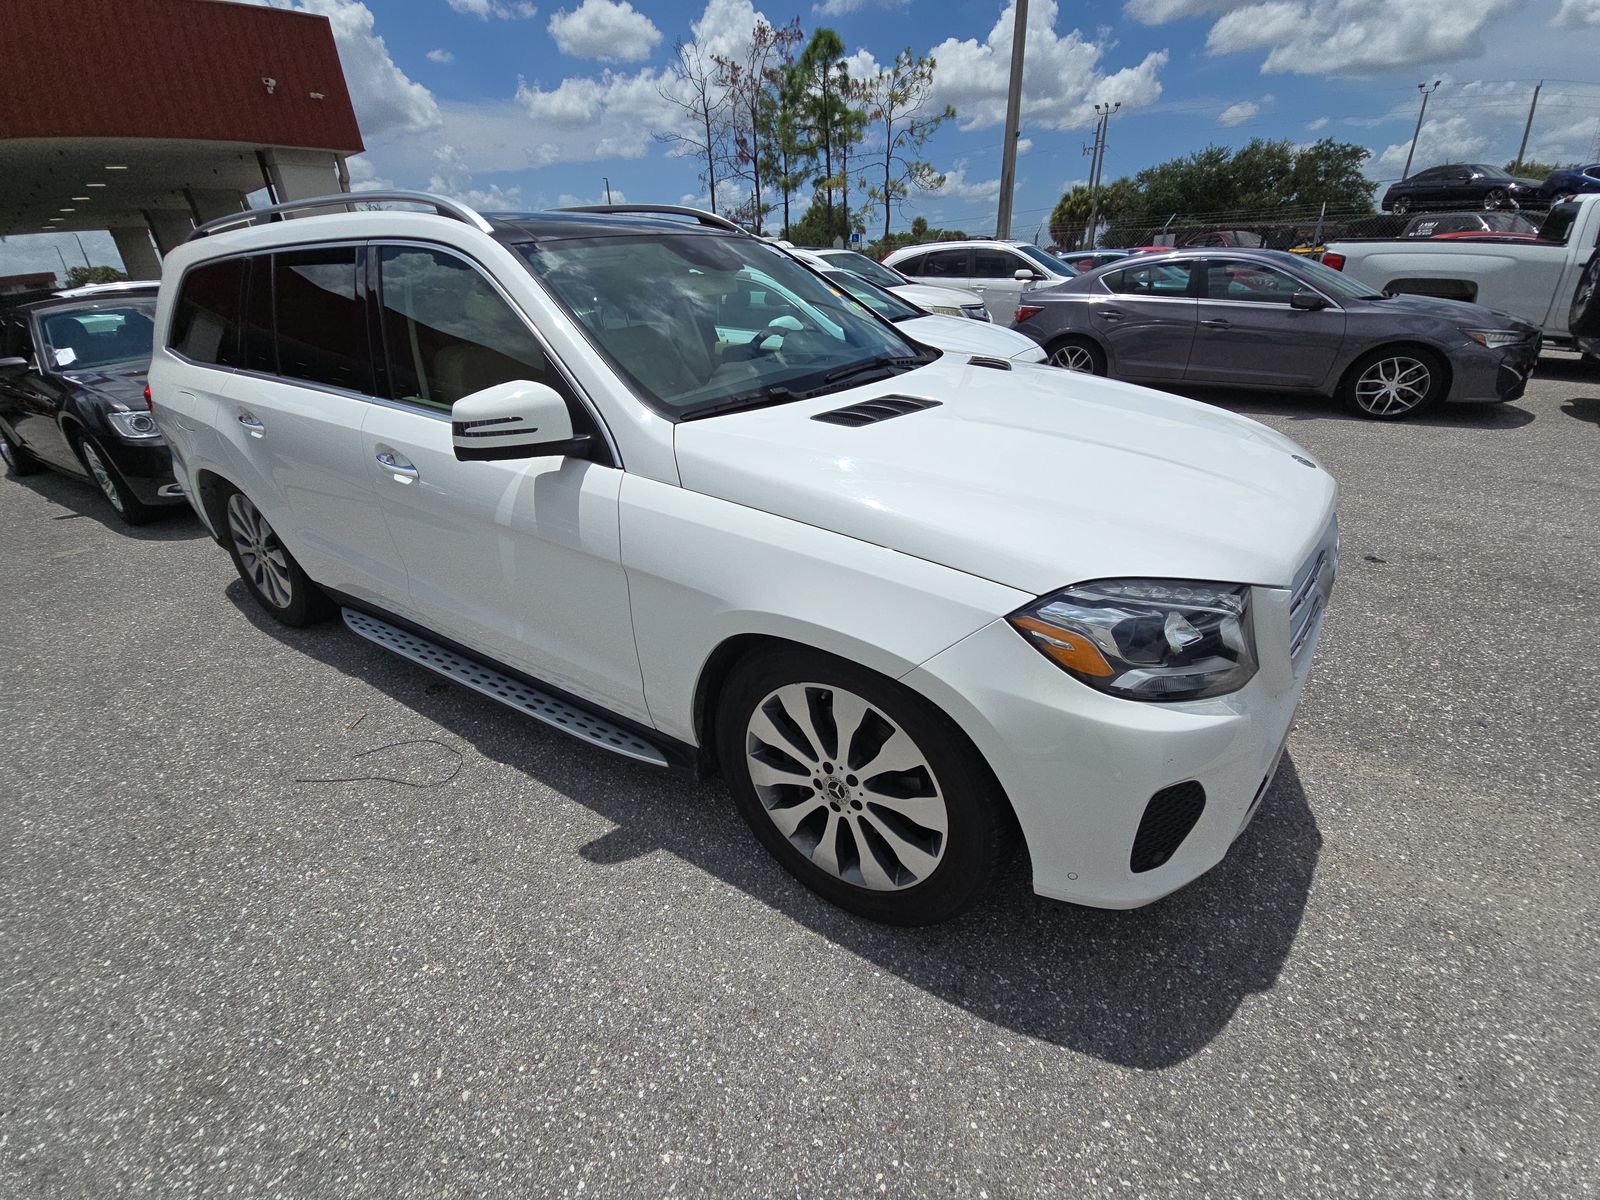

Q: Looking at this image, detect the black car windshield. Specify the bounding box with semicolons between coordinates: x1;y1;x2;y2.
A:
518;234;929;418
817;249;905;289
38;300;156;370
1289;256;1386;301
821;270;923;322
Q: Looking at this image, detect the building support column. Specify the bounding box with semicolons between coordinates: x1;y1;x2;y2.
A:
185;188;246;223
110;226;161;280
260;148;340;202
143;209;196;256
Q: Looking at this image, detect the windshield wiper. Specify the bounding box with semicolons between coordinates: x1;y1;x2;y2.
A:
677;385;797;422
821;354;926;387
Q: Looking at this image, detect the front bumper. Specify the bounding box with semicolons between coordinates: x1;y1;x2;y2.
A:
1447;332;1541;404
903;525;1335;908
97;437;183;506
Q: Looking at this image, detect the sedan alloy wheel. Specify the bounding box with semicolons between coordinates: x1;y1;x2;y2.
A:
1050;343;1098;373
1353;354;1433;417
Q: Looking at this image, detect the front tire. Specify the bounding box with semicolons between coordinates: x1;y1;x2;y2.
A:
79;435;155;525
1047;335;1106;375
0;428;43;477
1569;253;1600;340
1390;196;1412;215
1341;346;1446;420
716;649;1014;924
1482;187;1509;210
221;488;333;626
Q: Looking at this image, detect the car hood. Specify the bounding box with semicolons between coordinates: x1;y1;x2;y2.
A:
61;361;150;408
1371;292;1534;330
673;357;1336;596
891;282;985;309
900;315;1043;360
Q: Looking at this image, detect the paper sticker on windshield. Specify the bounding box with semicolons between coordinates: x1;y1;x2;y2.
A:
53;347;77;367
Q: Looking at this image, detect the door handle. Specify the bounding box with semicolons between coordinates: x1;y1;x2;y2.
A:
236;411;264;435
1200;318;1231;328
375;449;419;478
1097;307;1124;320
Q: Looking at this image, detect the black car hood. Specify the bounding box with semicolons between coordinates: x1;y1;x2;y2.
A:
61;362;150;408
1376;292;1533;330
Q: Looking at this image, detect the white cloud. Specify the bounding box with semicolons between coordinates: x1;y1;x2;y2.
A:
345;154;395;191
263;1;440;136
813;0;906;15
447;0;537;18
548;0;661;62
426;47;455;63
1306;116;1328;131
930;161;1002;203
557;190;628;206
427;144;526;209
1373;115;1492;174
1125;0;1517;76
1218;100;1258;126
1016;137;1034;154
515;69;668;161
1554;0;1600;23
0;231;121;281
927;0;1167;133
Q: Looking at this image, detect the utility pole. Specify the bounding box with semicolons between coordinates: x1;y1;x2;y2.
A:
1084;101;1119;250
1402;80;1441;180
1512;81;1543;175
994;0;1028;238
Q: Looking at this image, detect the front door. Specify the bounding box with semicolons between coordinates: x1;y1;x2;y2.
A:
6;315;78;471
1091;260;1198;381
969;247;1028;322
361;243;647;722
1185;259;1346;389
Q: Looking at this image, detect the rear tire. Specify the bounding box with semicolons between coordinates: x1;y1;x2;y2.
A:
716;648;1015;925
1046;335;1106;375
219;487;333;626
1390;196;1412;215
1340;346;1446;420
1568;253;1600;340
79;435;156;525
0;428;42;477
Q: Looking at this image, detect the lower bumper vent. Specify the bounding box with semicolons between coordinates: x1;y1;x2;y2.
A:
1130;781;1207;873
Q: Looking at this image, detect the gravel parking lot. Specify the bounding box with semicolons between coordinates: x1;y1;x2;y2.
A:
2;356;1596;1199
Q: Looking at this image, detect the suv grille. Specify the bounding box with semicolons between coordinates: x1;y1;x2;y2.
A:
1289;516;1339;665
1130;781;1207;873
812;395;941;427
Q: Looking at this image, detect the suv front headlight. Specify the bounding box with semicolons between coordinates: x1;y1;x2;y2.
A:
1008;579;1257;702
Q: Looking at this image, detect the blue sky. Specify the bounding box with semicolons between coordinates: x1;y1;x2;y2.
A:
5;0;1599;275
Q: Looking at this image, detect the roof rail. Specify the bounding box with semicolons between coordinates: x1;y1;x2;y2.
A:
553;203;748;235
187;191;495;242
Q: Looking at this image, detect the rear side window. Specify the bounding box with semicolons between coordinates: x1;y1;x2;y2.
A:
916;249;969;279
1102;263;1193;296
169;259;246;366
375;246;552;411
271;247;369;393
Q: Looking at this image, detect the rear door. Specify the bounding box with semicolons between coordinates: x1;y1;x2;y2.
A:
969;247;1030;322
1089;260;1198;381
1186;259;1345;388
895;248;970;293
359;242;647;720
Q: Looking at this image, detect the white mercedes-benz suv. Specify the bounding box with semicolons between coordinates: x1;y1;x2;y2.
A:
149;194;1337;924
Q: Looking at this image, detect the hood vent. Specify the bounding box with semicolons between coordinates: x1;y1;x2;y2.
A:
968;355;1012;371
812;395;942;427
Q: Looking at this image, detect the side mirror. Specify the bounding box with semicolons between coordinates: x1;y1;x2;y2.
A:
451;379;590;462
1289;290;1328;311
0;356;30;374
1013;268;1039;282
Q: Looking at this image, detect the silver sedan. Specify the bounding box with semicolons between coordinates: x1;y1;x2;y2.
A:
1011;249;1541;419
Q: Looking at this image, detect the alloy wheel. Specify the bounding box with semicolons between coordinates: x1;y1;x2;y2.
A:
226;493;294;609
0;437;13;469
743;682;949;891
1392;197;1411;215
80;441;123;513
1050;343;1097;373
1354;355;1432;417
1483;188;1508;210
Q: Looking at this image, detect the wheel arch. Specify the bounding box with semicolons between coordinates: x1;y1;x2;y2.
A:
1042;329;1108;372
1337;339;1453;402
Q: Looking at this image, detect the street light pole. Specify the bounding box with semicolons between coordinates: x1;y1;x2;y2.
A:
1512;81;1543;175
1084;101;1119;250
71;232;92;269
1402;80;1441;180
994;0;1029;238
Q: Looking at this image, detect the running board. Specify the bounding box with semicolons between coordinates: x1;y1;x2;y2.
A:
341;608;669;767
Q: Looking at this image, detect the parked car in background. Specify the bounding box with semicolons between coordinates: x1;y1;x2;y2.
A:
885;239;1076;322
1401;211;1541;238
1180;230;1264;248
1055;249;1130;272
1538;163;1600;200
784;252;1047;364
1012;249;1540;419
1323;194;1600;351
151;193;1339;924
1381;164;1543;213
0;286;183;522
801;247;991;321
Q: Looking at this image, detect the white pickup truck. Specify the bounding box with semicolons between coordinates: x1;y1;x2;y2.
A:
1323;194;1600;357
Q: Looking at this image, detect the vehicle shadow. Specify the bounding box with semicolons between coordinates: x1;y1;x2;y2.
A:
1177;386;1538;429
1529;354;1598;385
8;468;205;541
226;582;1323;1069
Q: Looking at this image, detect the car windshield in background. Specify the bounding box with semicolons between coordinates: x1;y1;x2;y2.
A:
819;250;905;289
822;270;922;322
1537;204;1581;244
1013;245;1065;274
38;301;156;370
517;234;927;418
1290;257;1386;301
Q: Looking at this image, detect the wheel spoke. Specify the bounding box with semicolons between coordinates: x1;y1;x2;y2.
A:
861;787;948;834
852;822;899;890
808;811;843;876
857;727;930;781
747;756;811;789
767;797;826;839
859;811;942;883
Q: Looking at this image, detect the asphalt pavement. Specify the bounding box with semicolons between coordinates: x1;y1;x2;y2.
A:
2;356;1596;1198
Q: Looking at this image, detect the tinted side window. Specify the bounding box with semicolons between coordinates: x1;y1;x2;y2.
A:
894;253;927;275
1102;263;1193;296
169;258;246;366
241;256;276;375
1200;261;1302;304
971;248;1020;278
376;246;553;411
1;316;30;360
918;249;969;278
271;247;369;393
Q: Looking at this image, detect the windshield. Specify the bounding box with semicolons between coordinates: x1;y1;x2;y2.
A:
38;300;156;370
818;249;906;289
822;270;923;322
1291;256;1385;301
1013;244;1065;274
517;234;928;418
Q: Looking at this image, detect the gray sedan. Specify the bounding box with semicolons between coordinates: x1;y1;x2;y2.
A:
1011;249;1541;419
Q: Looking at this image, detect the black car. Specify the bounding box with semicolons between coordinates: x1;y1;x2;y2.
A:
1381;164;1542;214
0;286;183;524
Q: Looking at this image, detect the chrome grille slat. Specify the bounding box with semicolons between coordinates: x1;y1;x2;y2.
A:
1289;516;1339;666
